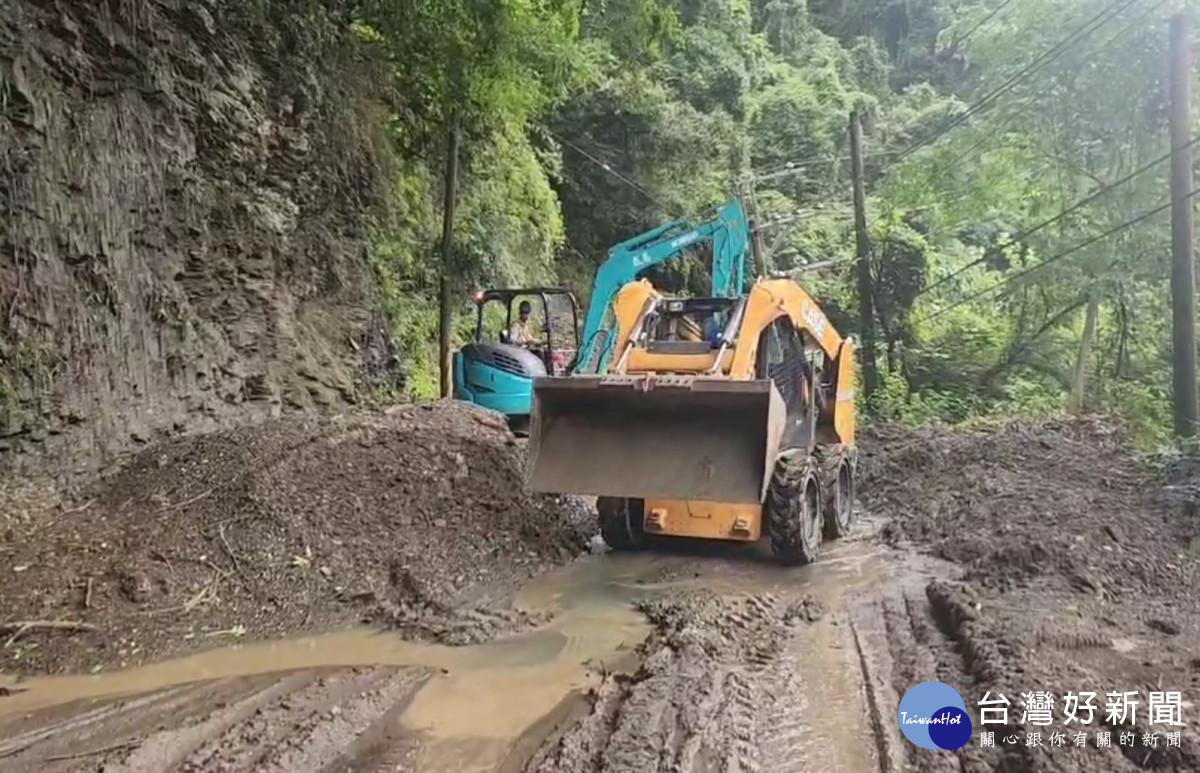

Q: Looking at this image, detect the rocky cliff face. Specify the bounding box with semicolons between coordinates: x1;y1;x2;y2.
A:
1;0;398;484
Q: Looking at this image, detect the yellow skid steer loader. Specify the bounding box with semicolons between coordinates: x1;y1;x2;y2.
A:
525;278;858;565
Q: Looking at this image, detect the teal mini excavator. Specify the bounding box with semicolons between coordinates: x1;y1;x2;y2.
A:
452;287;581;436
452;197;755;434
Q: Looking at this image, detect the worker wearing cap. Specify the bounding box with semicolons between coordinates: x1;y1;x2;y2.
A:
508;301;537;346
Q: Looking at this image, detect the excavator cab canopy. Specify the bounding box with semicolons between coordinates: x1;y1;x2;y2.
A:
469;287;581;376
472;287;580;348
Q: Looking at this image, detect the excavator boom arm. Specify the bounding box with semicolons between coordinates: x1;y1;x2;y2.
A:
574;199;751;374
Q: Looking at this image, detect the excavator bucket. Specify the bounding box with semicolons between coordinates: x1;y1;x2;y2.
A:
525;374;786;505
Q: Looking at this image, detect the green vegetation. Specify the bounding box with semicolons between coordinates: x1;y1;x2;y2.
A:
351;0;1198;447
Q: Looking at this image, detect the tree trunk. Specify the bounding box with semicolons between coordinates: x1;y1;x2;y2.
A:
1068;291;1100;414
1115;293;1130;379
438;118;461;399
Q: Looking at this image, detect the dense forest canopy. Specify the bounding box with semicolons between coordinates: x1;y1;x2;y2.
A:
353;0;1198;446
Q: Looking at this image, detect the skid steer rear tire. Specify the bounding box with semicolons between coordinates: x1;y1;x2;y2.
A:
823;457;855;540
598;496;646;551
765;454;822;566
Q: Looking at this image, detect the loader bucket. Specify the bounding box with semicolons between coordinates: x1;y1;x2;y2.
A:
526;375;786;505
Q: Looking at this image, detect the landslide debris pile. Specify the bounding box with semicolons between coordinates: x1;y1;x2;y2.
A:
860;417;1195;597
860;418;1200;772
0;401;593;675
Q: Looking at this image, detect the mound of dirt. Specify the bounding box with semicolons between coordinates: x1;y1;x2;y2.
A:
0;401;595;675
860;417;1200;771
861;417;1194;598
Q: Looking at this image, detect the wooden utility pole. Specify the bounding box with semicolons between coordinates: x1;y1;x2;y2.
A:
438;118;461;399
1068;289;1100;414
1169;13;1197;437
849;110;878;400
737;186;766;283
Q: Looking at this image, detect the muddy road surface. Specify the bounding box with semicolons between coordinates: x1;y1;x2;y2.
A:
5;414;1200;772
0;522;907;773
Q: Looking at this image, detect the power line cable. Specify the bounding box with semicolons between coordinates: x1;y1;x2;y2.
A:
547;129;662;207
864;0;1166;292
752;0;1137;231
957;0;1017;45
751;0;1087;184
761;209;854;265
942;0;1170;172
1011;136;1198;242
895;0;1138;161
915;133;1200;298
859;0;1148;245
891;0;1140;165
915;257;990;299
915;184;1200;323
748;150;901;182
748;2;1118;194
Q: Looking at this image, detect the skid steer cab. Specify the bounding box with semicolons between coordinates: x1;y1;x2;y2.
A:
525;278;859;566
452;287;580;436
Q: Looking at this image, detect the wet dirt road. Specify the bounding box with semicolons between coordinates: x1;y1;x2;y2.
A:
0;518;935;773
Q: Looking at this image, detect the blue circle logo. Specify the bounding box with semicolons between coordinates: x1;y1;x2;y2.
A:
898;681;973;750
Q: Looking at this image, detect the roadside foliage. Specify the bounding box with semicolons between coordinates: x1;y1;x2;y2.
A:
352;0;1197;447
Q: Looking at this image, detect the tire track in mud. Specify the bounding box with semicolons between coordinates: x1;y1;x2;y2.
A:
111;672;324;772
0;682;204;758
848;572;961;773
0;678;289;766
1;531;901;773
522;591;826;773
0;667;431;773
848;617;898;773
175;666;426;773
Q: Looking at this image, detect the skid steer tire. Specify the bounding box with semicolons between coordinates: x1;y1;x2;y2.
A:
821;453;856;541
765;454;822;566
598;496;647;551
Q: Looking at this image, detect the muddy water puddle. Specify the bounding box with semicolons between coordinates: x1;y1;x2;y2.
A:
0;538;895;772
0;556;667;714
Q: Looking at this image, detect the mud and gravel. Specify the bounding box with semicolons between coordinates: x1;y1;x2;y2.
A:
859;417;1200;772
7;412;1200;773
0;401;595;676
0;666;430;772
524;591;825;773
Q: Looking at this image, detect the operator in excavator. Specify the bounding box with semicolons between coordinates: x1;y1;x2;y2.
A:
508;301;540;347
508;300;565;374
